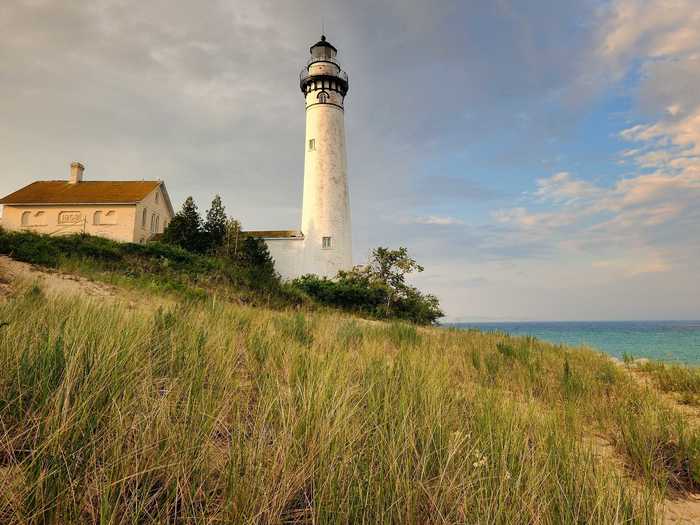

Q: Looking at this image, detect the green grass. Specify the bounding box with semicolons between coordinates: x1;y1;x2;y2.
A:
2;280;696;523
637;361;700;397
0;229;303;309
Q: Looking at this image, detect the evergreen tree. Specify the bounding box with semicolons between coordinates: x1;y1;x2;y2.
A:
162;196;205;252
204;195;227;251
240;237;277;286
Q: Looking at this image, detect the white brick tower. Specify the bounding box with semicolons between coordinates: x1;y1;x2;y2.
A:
299;35;352;277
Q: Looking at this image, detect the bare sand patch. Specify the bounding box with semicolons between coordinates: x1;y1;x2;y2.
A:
0;255;174;311
0;255;116;300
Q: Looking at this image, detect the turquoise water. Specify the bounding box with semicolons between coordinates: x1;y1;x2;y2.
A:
449;321;700;365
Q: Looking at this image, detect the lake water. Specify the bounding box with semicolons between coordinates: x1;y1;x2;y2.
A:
449;321;700;365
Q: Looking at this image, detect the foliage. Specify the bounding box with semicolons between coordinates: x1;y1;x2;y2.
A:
368;246;423;307
161;196;206;253
204;194;227;249
236;236;278;289
292;246;443;325
637;361;700;395
0;228;292;307
0;287;684;523
218;218;243;259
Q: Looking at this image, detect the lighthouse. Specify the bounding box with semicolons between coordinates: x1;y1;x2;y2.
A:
299;35;352;277
245;36;353;280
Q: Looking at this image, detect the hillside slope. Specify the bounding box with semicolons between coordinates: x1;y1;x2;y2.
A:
0;257;699;524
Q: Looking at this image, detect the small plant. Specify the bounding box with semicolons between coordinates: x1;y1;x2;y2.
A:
24;282;45;301
484;352;501;384
276;312;313;347
622;352;635;364
470;348;482;371
562;358;584;399
386;322;419;347
642;363;700;395
248;332;272;367
613;390;700;492
496;341;530;365
337;321;364;350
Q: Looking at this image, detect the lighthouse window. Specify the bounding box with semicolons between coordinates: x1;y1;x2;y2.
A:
308;139;316;151
322;236;332;249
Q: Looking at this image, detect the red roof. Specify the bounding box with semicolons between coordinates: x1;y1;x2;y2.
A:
0;181;162;205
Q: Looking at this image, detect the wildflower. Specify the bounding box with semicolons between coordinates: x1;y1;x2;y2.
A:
472;451;487;468
472;457;487;468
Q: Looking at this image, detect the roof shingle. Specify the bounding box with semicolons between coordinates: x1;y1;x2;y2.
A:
0;181;162;205
244;230;304;239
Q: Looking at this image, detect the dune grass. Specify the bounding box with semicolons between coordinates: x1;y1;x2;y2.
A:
0;285;697;523
635;361;700;405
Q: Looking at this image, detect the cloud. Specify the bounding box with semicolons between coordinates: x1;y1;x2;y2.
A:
487;0;699;286
597;0;700;73
592;254;670;277
410;215;465;226
533;171;601;203
0;0;698;321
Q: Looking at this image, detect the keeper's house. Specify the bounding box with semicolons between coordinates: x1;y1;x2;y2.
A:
0;161;174;243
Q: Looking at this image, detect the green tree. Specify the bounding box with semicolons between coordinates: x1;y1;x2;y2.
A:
239;237;277;288
292;246;443;325
162;196;205;253
204;195;227;251
368;247;424;307
220;218;242;259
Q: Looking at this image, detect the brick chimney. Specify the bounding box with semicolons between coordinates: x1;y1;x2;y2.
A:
69;161;84;184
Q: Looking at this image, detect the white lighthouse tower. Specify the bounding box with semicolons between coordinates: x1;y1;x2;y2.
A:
299;35;352;277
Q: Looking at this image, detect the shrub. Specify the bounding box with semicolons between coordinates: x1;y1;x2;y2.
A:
0;229;287;307
292;270;442;325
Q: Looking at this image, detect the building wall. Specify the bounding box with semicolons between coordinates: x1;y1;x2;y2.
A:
0;186;172;243
132;186;172;243
300;80;352;278
1;204;138;241
264;238;305;280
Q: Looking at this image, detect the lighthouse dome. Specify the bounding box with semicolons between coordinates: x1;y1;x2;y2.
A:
310;35;337;60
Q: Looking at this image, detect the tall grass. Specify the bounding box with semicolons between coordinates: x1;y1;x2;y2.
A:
637;361;700;398
0;285;692;523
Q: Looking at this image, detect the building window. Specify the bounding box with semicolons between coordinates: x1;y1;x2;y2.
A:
308;138;315;151
21;211;30;226
103;210;117;225
155;192;160;204
142;208;147;228
317;91;328;103
33;211;46;226
322;236;332;249
155;215;160;232
93;211;102;225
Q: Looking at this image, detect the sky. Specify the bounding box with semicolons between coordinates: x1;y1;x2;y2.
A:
1;0;699;322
